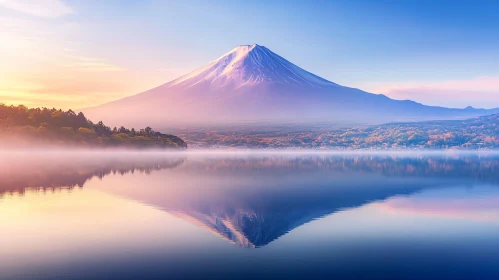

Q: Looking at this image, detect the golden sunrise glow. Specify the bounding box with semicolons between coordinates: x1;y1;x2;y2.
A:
0;9;182;110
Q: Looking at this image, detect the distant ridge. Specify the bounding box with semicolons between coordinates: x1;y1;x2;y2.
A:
82;44;499;128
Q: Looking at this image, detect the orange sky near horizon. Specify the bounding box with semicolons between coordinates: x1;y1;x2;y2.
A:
2;0;499;110
1;30;179;110
0;0;186;110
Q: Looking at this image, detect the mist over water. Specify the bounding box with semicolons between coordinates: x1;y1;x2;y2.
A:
1;150;499;279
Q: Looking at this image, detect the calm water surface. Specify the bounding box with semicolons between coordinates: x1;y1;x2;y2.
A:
1;152;499;279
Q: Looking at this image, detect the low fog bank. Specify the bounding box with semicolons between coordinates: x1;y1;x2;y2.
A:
0;149;187;196
0;104;186;150
0;130;186;150
1;146;498;157
3;148;499;199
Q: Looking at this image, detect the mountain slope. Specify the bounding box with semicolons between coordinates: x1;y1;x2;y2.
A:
82;44;499;128
167;44;335;88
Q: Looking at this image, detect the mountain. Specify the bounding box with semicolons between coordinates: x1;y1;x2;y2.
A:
82;44;499;128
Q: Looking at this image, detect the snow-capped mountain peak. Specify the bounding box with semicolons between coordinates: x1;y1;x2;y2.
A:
82;44;499;127
167;44;336;89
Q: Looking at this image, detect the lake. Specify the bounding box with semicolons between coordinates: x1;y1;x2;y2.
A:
1;151;499;280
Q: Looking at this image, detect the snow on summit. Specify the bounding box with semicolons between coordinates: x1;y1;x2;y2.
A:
168;44;336;89
82;44;499;127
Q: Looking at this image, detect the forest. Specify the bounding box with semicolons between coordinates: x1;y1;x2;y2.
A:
3;103;499;150
181;113;499;150
0;104;187;149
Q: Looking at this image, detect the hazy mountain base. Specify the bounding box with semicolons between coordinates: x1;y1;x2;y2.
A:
178;113;499;150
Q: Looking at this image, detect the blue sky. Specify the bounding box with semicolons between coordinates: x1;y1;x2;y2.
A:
1;0;498;109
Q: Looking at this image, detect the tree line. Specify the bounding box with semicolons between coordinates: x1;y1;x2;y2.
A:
181;113;499;150
0;104;187;149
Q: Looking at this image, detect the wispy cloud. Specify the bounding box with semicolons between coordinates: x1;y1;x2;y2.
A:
0;14;136;110
64;55;125;72
361;75;499;108
376;75;499;93
0;0;73;18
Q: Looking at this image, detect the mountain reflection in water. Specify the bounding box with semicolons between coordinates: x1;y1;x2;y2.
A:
2;152;499;248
